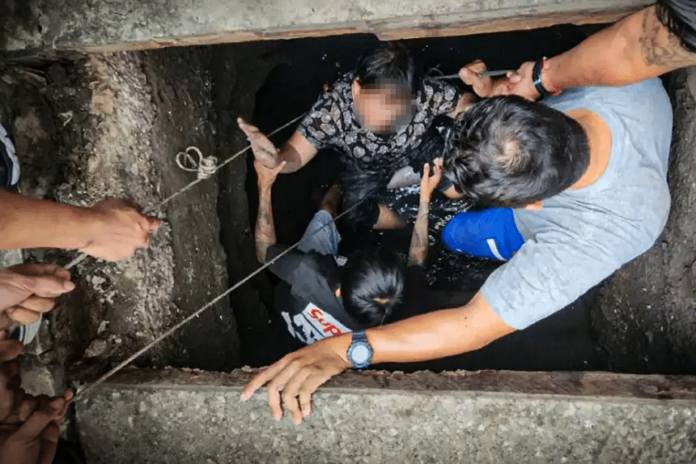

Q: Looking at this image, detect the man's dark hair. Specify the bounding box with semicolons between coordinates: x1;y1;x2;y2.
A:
657;0;696;53
355;42;418;96
443;96;589;208
341;249;405;327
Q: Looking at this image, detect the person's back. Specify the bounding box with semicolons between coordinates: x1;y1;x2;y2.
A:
482;78;672;328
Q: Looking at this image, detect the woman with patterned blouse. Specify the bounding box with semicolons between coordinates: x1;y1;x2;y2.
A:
238;42;472;231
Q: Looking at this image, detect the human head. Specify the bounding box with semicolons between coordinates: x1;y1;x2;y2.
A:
340;249;405;327
443;96;589;208
657;0;696;53
352;42;419;135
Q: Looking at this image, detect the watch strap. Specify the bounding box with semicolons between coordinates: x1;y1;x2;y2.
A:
352;330;367;342
532;59;551;99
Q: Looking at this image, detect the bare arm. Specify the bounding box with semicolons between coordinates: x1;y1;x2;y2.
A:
461;7;696;101
255;184;276;263
279;131;319;173
0;191;93;251
408;199;430;267
546;6;696;90
238;119;318;173
241;291;514;423
497;6;696;100
253;160;285;263
0;190;159;260
408;160;443;267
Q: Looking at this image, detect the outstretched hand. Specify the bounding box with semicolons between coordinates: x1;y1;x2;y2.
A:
420;158;443;202
241;334;351;425
238;118;282;169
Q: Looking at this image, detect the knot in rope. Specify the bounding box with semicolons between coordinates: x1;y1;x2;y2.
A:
175;146;218;180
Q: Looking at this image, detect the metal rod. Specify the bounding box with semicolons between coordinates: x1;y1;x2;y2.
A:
433;70;513;80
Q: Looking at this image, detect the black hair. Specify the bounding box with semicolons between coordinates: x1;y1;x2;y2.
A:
339;168;386;234
341;249;405;327
443;96;589;208
354;42;419;96
657;0;696;53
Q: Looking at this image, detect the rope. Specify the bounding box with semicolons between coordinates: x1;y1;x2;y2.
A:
63;112;307;271
74;198;364;400
175;146;218;180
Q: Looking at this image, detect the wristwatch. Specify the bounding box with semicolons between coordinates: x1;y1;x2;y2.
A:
346;331;373;370
532;57;554;99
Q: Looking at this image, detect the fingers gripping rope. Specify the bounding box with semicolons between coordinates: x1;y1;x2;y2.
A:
175;146;218;180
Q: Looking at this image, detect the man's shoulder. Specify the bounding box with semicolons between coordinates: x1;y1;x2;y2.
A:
548;78;669;112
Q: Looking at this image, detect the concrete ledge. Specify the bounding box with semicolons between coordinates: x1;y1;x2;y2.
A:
2;0;652;53
76;368;696;463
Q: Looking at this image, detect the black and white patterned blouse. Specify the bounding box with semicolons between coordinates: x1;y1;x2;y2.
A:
298;73;461;172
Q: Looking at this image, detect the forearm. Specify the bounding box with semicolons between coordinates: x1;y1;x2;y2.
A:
546;7;692;90
407;200;429;267
255;185;277;263
364;293;514;364
277;143;304;173
0;190;96;251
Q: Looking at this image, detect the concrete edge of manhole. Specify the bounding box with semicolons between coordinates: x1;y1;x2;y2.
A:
75;367;696;403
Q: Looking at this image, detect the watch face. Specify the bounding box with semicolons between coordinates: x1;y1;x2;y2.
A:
351;344;370;364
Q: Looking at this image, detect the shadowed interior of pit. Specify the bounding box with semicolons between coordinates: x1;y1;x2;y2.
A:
244;26;610;372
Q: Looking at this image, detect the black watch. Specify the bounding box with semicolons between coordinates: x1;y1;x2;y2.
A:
532;58;552;99
346;331;373;370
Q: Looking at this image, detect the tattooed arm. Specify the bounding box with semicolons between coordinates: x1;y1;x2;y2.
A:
254;160;286;263
498;6;696;100
548;6;694;88
408;160;443;267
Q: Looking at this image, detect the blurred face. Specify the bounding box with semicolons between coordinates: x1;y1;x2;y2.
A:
352;81;414;135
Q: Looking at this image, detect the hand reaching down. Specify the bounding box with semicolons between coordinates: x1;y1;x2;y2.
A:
241;334;351;425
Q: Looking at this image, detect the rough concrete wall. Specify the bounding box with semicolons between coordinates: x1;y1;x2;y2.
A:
0;0;651;53
76;368;696;464
594;70;696;375
0;49;239;383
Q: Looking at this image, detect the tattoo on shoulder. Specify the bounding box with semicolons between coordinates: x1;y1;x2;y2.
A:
640;8;696;68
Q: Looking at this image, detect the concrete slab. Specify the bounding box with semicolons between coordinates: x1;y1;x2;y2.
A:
0;0;652;53
76;368;696;463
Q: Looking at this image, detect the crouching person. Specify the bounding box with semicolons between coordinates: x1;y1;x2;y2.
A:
253;157;443;345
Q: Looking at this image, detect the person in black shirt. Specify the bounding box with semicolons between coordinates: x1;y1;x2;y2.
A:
240;42;470;232
253;157;442;345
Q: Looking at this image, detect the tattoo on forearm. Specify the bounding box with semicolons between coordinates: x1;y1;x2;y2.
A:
255;189;276;262
408;202;430;267
640;8;695;67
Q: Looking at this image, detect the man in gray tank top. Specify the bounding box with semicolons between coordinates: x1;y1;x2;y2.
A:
441;78;672;329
